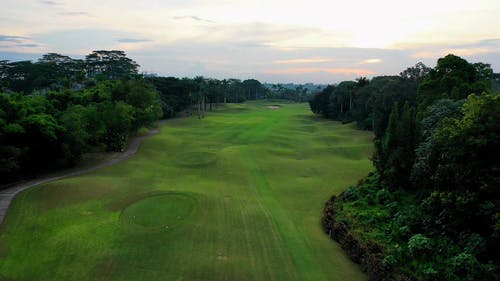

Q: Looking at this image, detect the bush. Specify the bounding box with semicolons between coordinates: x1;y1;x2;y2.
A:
376;188;392;204
136;127;150;136
460;232;485;255
395;225;411;239
448;252;480;281
343;186;359;201
408;234;432;257
382;254;397;268
421;264;438;281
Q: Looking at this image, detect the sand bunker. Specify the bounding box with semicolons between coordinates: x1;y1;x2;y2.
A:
267;105;281;109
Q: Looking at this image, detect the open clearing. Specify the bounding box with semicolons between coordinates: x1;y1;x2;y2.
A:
0;101;373;281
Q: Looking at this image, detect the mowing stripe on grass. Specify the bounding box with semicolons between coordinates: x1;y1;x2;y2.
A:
0;102;371;281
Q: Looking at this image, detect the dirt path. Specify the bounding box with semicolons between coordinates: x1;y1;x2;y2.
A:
0;121;166;225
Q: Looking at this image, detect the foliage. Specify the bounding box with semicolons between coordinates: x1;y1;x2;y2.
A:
400;62;432;84
146;77;194;117
85;50;139;80
309;75;417;137
326;81;359;122
407;234;431;257
309;85;334;115
320;54;499;281
331;172;499;280
411;99;464;187
0;50;312;185
417;54;492;109
0;77;163;185
100;101;135;151
0;50;139;94
374;102;417;189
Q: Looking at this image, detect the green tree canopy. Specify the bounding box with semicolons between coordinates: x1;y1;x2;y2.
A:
418;54;492;108
85;50;139;80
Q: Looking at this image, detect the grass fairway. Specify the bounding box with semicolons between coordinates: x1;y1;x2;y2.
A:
0;101;373;281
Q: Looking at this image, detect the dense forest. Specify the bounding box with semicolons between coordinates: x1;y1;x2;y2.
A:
0;51;314;186
312;55;500;280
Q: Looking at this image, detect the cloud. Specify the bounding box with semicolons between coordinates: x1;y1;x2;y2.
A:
128;41;407;83
16;44;40;48
58;11;90;16
186;22;333;50
0;51;43;61
458;38;500;48
2;26;499;84
0;35;29;42
40;0;61;6
30;29;154;53
133;40;499;83
274;57;333;64
360;58;383;64
117;38;152;43
412;48;490;59
235;42;270;48
265;68;375;76
0;35;41;51
31;29;116;52
173;16;215;24
401;38;500;58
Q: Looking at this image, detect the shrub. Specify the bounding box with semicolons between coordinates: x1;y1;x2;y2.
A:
136;127;150;136
408;234;432;257
376;188;392;204
382;254;397;268
459;232;485;255
421;264;438;281
343;186;359;201
396;225;411;239
448;252;480;281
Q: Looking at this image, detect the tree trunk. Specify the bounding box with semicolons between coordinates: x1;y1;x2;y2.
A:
202;95;205;118
372;109;375;131
197;99;201;119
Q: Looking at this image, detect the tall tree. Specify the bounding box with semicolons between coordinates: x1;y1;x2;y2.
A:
242;79;265;100
85;50;139;80
400;62;431;84
417;54;492;109
38;53;85;88
309;85;334;117
193;76;206;119
375;102;417;189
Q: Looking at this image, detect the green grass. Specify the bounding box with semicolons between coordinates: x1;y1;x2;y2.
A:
0;101;373;281
120;193;197;230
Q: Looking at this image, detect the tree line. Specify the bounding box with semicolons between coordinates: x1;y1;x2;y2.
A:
0;79;163;184
0;50;315;186
0;51;140;94
313;54;499;280
146;77;316;119
1;50;156;184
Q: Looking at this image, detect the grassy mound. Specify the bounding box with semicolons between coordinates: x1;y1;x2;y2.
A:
174;151;217;167
120;193;197;230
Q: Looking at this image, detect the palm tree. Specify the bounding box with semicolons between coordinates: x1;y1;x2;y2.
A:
193;76;206;119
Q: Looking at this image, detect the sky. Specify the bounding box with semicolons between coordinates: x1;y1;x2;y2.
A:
1;0;499;83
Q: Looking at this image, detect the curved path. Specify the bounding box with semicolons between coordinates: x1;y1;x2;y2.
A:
0;121;166;225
